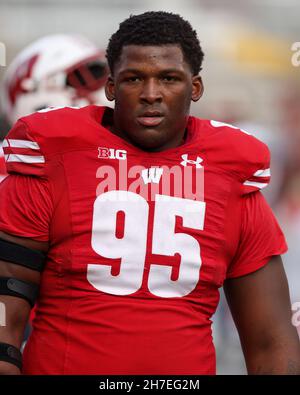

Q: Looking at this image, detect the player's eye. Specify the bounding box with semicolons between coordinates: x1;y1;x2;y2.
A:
162;76;179;82
125;76;141;83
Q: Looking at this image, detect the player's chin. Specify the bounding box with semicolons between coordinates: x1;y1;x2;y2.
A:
133;128;168;151
131;117;168;142
134;122;162;136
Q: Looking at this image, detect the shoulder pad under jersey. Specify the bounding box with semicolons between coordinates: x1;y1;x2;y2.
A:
3;105;105;177
206;120;271;194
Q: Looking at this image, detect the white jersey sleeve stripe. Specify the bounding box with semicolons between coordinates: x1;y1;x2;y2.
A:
5;154;45;164
243;180;268;189
3;139;41;150
210;120;252;135
253;168;271;177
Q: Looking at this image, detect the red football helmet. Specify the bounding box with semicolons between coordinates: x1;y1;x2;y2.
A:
1;34;110;125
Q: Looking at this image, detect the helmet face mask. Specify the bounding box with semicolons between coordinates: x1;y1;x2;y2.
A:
66;59;108;93
1;34;110;125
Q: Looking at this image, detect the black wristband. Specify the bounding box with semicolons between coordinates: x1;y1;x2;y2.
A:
0;342;22;370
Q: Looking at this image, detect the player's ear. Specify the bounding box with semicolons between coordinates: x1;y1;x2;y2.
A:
105;75;115;101
191;76;204;102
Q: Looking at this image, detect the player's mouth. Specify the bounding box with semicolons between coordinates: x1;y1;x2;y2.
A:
136;111;164;127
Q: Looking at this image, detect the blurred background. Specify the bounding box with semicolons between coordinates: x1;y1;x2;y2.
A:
0;0;300;374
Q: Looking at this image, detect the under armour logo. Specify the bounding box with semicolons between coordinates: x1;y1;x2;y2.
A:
180;154;203;168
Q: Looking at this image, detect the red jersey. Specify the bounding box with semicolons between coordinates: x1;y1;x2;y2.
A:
0;106;287;374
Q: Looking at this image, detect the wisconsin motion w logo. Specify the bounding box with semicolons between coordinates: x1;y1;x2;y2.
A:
141;168;164;184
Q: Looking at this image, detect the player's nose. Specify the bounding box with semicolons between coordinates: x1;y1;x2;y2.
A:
139;79;162;104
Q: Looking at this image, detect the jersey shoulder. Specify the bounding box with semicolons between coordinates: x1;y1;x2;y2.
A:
3;105;105;177
196;119;271;193
19;105;105;152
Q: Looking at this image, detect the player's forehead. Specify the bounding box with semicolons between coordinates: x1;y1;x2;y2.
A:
115;44;190;74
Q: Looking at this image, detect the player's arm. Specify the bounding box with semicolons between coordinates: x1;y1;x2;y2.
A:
224;255;300;375
0;231;48;375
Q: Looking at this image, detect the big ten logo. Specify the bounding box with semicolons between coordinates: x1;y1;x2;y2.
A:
0;42;5;67
291;42;300;67
0;302;6;326
292;301;300;329
98;147;127;160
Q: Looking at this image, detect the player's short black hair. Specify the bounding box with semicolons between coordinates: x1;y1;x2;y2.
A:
106;11;204;75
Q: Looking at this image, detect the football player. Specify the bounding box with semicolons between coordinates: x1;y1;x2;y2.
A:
0;12;299;374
